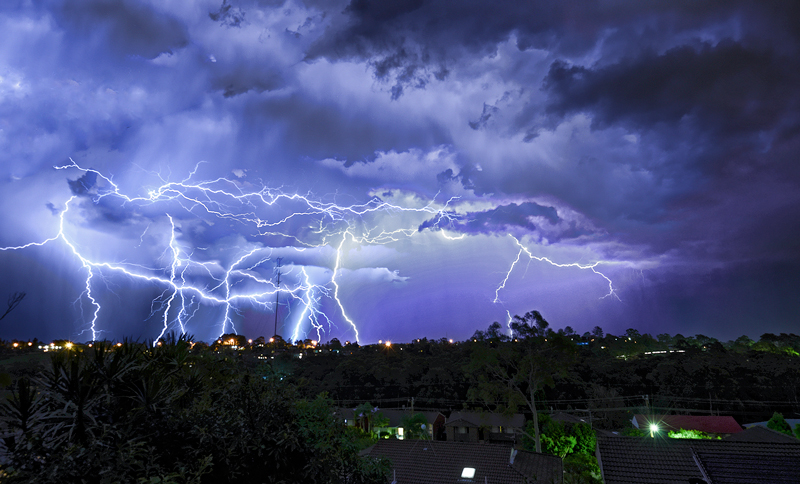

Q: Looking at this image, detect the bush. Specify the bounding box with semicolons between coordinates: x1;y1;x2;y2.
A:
767;412;793;436
563;453;603;484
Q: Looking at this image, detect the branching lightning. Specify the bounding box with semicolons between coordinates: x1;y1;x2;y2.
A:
493;235;619;333
1;161;620;343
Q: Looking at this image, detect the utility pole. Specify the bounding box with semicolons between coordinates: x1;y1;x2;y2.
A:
273;258;282;338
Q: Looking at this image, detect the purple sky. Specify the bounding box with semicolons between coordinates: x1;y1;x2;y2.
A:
1;0;799;344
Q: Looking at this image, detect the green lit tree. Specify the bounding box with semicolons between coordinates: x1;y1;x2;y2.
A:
767;411;793;436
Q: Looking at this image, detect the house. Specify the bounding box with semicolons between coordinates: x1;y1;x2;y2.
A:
632;414;743;437
444;411;525;445
339;407;446;440
361;439;563;483
596;435;800;483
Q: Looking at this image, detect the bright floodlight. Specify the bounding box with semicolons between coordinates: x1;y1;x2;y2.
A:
650;424;659;432
461;467;476;479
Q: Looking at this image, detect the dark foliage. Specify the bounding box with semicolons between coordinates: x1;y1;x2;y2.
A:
0;335;389;484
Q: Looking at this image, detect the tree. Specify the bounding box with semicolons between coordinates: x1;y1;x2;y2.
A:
525;415;575;458
0;337;389;483
668;429;718;439
0;292;25;322
570;423;596;455
218;333;247;347
591;326;604;339
354;402;379;435
400;413;429;440
767;411;793;436
467;315;576;453
486;321;504;340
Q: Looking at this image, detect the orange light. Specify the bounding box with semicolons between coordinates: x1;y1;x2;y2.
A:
385;341;391;347
12;342;18;348
269;337;274;343
27;342;32;346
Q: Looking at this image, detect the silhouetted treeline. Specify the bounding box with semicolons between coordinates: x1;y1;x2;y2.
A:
0;335;388;484
281;320;800;427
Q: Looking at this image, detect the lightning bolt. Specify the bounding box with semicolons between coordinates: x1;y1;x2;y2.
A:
2;161;620;343
494;234;619;333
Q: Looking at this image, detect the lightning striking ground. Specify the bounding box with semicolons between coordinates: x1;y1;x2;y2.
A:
1;161;620;343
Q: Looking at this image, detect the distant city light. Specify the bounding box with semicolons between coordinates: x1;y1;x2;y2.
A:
385;341;391;347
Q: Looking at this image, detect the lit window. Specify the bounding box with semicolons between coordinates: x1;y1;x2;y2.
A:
461;467;476;479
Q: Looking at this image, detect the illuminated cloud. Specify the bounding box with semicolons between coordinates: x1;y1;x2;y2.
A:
0;0;798;342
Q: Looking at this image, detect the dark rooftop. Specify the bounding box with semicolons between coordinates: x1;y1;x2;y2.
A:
723;425;799;443
362;439;562;484
446;411;525;429
633;414;743;435
597;436;800;484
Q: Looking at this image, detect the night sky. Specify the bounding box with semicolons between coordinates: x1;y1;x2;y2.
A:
1;0;799;344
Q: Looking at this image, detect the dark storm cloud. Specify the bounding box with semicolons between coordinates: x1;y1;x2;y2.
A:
307;0;800;98
209;0;246;28
543;41;800;143
306;0;587;96
67;171;98;196
419;201;567;238
54;0;189;59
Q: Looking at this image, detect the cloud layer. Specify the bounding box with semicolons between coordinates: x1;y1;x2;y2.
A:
0;0;798;343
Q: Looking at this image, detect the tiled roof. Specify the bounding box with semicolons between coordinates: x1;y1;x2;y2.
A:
362;439;562;484
724;425;799;443
597;435;800;484
550;412;588;425
444;418;480;428
633;414;743;434
447;411;525;429
693;447;800;483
